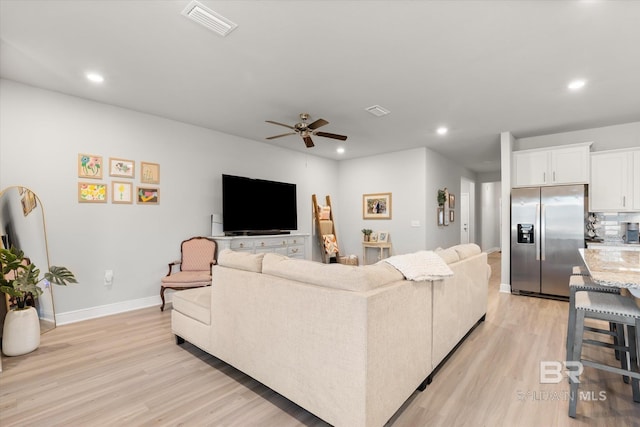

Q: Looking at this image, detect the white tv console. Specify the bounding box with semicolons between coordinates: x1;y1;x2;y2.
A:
212;233;309;260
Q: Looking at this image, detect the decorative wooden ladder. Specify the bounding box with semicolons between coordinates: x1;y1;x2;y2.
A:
312;194;339;264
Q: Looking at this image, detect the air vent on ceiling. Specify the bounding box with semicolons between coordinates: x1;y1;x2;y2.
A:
182;1;237;37
365;105;390;117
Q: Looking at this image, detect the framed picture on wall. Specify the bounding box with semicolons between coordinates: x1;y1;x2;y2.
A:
112;182;133;204
78;154;103;179
140;162;160;184
109;158;135;178
449;193;455;209
78;182;107;203
437;207;445;226
449;210;455;222
363;192;392;220
137;186;159;205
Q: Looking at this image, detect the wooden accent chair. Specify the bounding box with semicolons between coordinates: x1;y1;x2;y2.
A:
160;237;217;311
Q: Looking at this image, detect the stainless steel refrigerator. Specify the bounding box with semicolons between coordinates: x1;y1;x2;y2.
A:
511;185;586;298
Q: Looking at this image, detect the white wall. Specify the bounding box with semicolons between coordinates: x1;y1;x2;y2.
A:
0;80;339;318
337;147;477;263
480;181;501;252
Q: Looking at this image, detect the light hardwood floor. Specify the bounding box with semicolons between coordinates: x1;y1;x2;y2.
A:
1;252;639;426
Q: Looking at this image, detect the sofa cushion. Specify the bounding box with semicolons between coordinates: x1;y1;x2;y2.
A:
172;286;211;325
262;252;403;292
218;249;265;273
450;243;481;260
434;247;460;264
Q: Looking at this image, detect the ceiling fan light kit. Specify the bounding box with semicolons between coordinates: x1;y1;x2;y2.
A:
265;113;348;148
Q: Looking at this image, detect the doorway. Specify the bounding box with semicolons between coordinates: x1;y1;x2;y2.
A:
460;177;475;244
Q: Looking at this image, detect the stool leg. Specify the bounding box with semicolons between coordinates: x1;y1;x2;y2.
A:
566;287;577;362
612;322;621;361
631;323;640;403
618;323;630;384
569;310;586;418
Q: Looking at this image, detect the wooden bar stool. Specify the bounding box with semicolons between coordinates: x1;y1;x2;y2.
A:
566;275;622;362
568;290;640;418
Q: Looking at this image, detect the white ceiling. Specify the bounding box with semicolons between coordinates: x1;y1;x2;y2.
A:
1;0;639;173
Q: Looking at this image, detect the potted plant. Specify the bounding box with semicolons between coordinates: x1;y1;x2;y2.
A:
361;228;373;242
0;246;77;356
438;188;448;207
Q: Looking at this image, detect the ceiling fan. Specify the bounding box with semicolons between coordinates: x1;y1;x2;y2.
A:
265;113;347;148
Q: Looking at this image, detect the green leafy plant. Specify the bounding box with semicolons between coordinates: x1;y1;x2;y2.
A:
437;188;447;206
361;228;373;236
0;246;77;310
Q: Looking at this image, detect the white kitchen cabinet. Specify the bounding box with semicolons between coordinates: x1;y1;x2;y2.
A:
512;142;591;187
589;150;634;212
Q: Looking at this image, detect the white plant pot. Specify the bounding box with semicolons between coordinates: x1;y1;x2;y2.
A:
2;307;40;356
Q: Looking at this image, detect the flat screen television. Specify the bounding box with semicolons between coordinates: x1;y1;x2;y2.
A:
222;174;297;235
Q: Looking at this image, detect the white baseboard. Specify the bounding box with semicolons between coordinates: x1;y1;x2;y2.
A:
499;283;511;293
56;295;161;325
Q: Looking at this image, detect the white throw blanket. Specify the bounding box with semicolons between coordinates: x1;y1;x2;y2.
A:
383;250;454;281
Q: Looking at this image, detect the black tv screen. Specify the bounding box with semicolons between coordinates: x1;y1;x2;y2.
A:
222;174;297;235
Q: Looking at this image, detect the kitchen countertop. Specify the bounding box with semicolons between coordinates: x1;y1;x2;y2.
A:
579;248;640;297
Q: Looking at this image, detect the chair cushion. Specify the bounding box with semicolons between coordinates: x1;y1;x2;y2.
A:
172;286;211;325
161;270;211;285
218;249;265;273
575;291;640;318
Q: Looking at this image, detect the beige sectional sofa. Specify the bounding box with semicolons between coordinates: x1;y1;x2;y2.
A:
171;244;490;427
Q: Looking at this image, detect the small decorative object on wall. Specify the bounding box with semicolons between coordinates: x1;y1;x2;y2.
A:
377;231;389;243
141;162;160;184
449;193;456;209
450;210;455;222
137;186;159;204
78;154;103;179
109;157;135;178
363;192;392;220
78;182;107;203
437;188;448;206
21;189;37;216
112;182;133;204
437;207;445;226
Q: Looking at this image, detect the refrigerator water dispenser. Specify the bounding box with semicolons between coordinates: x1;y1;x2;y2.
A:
517;224;535;244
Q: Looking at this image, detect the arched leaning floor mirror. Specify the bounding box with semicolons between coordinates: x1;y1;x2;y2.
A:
0;186;56;335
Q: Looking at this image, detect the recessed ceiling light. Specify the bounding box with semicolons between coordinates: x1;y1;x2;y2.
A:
436;127;448;135
568;79;586;90
336;147;345;154
86;72;104;83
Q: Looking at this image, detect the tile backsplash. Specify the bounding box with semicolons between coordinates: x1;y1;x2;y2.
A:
588;212;640;244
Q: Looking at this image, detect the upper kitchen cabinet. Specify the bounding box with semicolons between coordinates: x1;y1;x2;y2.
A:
512;142;592;188
590;148;638;212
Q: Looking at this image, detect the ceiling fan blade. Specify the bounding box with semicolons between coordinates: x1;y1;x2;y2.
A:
303;136;315;148
266;120;295;130
314;131;348;141
307;118;329;130
266;132;296;140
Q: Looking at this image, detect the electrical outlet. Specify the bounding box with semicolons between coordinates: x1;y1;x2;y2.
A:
104;270;113;286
